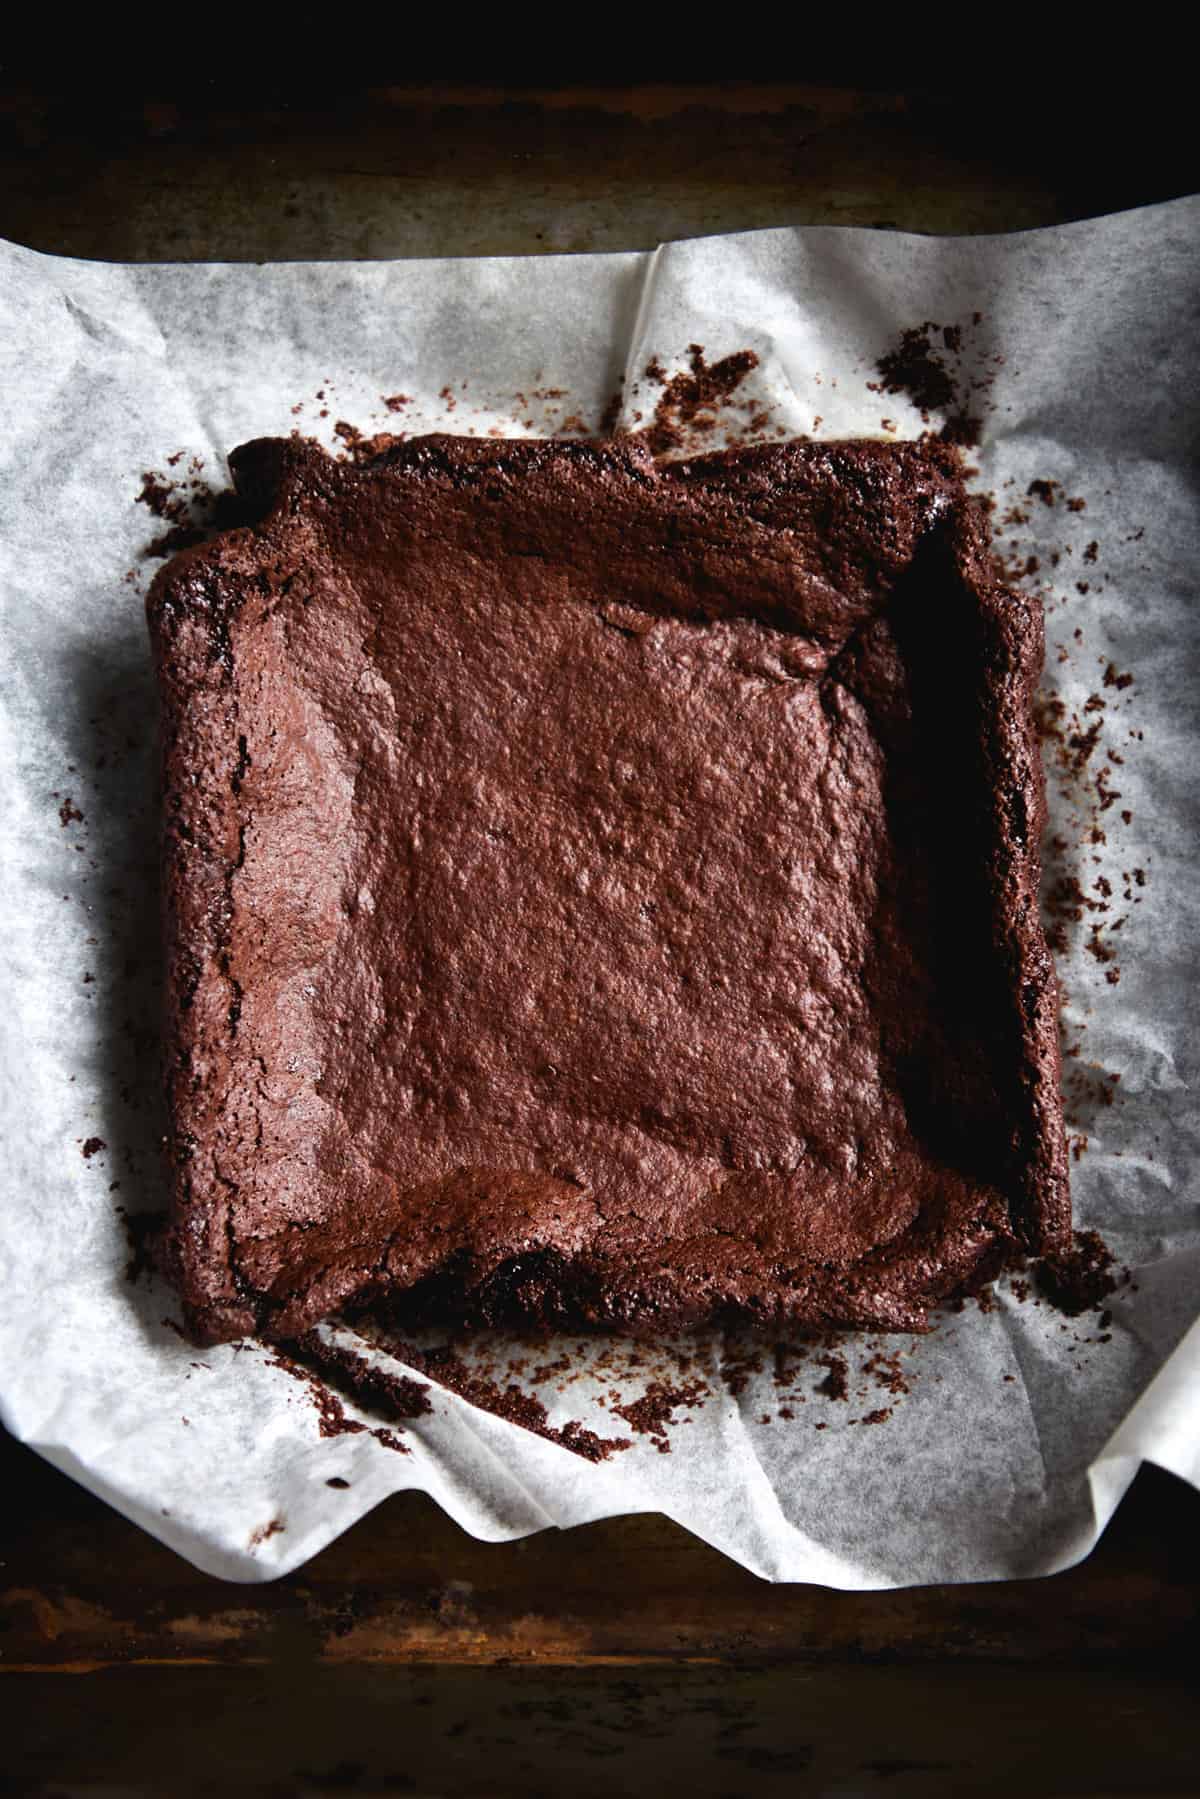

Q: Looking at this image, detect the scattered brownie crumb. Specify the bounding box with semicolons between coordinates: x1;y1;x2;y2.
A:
80;1136;106;1159
860;1408;892;1427
58;796;84;828
268;1347;369;1443
332;420;404;463
248;1516;285;1549
1084;922;1118;967
871;322;983;446
294;1331;430;1420
863;1351;910;1397
640;344;760;456
1037;1230;1118;1317
382;394;411;413
326;1477;351;1489
135;461;246;556
136;470;180;520
328;1326;631;1464
612;1379;709;1454
719;1341;765;1398
528;1353;572;1385
875;325;957;416
772;1341;808;1389
815;1353;849;1402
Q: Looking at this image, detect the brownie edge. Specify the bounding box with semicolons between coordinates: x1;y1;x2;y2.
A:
148;432;1068;1345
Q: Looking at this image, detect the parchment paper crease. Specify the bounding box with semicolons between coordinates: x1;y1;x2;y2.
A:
1;197;1197;1584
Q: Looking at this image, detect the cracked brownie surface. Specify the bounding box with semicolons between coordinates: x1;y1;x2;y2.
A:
148;433;1068;1344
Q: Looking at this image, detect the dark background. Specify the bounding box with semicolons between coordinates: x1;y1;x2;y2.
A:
2;71;1198;1799
2;70;1197;262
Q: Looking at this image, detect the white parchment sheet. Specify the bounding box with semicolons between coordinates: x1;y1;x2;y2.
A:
1;198;1197;1585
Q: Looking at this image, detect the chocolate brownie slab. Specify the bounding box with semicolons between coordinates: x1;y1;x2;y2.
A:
147;434;1067;1344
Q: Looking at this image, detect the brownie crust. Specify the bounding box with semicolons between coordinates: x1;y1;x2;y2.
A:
147;433;1068;1345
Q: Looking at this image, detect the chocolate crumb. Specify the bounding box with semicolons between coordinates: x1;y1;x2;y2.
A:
284;1331;432;1454
863;1351;910;1397
613;1379;709;1454
876;325;957;417
336;1325;631;1463
333;420;404;463
640;345;760;456
815;1353;849;1402
136;462;247;557
873;322;984;445
80;1136;106;1158
1037;1230;1118;1316
248;1516;285;1549
268;1348;368;1443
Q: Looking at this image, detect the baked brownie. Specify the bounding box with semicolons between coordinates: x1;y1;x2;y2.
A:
147;433;1068;1346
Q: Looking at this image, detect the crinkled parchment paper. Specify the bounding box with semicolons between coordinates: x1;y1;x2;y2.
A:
1;197;1197;1583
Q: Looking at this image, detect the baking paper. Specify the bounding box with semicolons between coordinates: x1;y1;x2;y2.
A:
1;198;1197;1584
